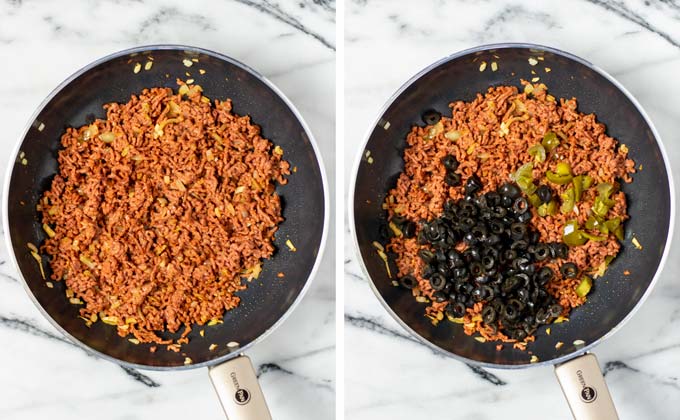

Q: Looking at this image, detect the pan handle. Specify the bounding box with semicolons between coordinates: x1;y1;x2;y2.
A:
208;354;272;420
554;353;619;420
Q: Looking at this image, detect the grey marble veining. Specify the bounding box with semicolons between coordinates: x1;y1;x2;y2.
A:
344;1;680;419
0;1;335;419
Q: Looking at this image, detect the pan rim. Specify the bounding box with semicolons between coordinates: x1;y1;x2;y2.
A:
348;42;675;369
2;44;330;371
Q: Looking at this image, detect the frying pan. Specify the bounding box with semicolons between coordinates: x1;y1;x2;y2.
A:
350;43;674;419
3;45;328;420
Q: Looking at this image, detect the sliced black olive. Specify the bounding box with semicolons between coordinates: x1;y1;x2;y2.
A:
536;266;554;285
510;223;528;240
528;230;540;244
516;288;530;302
501;249;517;264
550;242;569;259
500;182;521;199
494;206;509;218
459;217;475;232
548;304;563;317
482;246;500;260
484;191;501;207
536;185;553;204
482;305;497;324
429;273;447;291
453;267;469;279
470;261;484;277
399;275;418;289
475;275;490;284
512;197;529;214
441;154;459;171
471;226;487;242
437;264;452;278
418;249;435;263
424;223;441;242
489;219;504;234
450;302;467;317
422;109;441;125
463;232;478;245
422;264;435;279
560;262;578;278
460;202;478;217
516;211;532;224
510;239;529;251
463;247;481;262
464;174;483;196
472;287;485;302
445;171;462;187
434;249;447;262
535;308;550;324
417;229;428;245
432;291;448;303
501;276;521;294
502;301;520;320
402;221;417;238
482;255;495;270
510;328;527;341
500;195;513;208
532;244;550;261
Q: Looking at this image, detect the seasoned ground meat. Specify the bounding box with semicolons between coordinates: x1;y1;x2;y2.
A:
40;81;290;345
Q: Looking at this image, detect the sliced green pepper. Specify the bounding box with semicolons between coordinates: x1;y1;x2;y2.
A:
546;170;573;185
512;162;536;194
527;193;543;208
596;182;614;198
613;224;624;241
563;220;588;246
560;186;575;214
583;175;594;189
591;196;612;218
575;276;593;297
603;217;621;233
555;162;572;176
542;131;560;153
572;175;584;202
585;215;601;231
528;144;546;163
582;231;607;242
537;200;558;217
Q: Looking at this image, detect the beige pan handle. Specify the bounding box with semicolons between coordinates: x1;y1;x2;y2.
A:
554;353;619;420
209;354;273;420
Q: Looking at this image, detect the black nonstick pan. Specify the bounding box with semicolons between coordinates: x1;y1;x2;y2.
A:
350;43;674;419
4;45;328;420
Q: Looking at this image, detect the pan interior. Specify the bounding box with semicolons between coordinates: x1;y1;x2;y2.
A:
7;47;325;368
353;46;672;366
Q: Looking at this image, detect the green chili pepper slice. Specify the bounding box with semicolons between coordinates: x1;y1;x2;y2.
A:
572;175;584;202
582;231;607;242
582;175;593;189
527;193;542;208
575;276;592;297
555;162;572;176
560;186;575;214
528;144;546;163
542;131;560;153
613;224;624;241
546;170;573;185
585;216;601;231
563;220;587;246
591;196;611;218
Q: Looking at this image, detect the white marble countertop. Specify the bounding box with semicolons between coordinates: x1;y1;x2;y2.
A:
0;1;335;420
345;1;680;419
